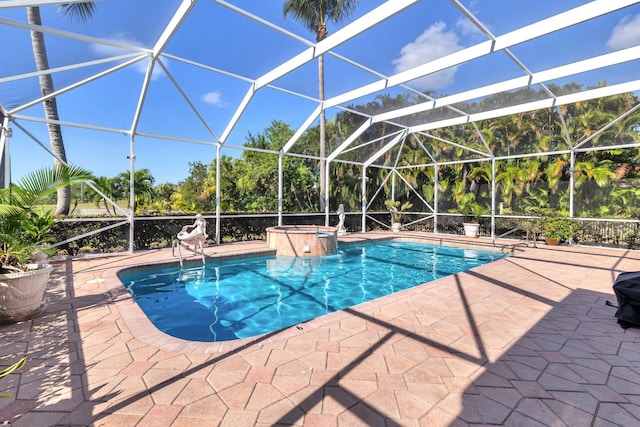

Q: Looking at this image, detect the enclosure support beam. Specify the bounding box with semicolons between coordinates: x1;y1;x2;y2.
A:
216;144;222;245
410;79;640;134
491;158;496;240
434;164;439;234
127;135;135;254
126;57;155;254
10;120;120;213
327;1;636;113
364;130;408;168
372;45;640;126
278;153;284;227
391;171;396;203
219;84;256;146
328;119;372;162
361;167;368;232
0;115;10;189
324;159;331;227
253;0;419;90
152;0;195;58
282;105;321;155
569;150;575;218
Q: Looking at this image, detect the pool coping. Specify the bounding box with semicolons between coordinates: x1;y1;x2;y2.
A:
101;233;523;354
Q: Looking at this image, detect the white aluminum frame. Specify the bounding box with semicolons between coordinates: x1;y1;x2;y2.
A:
1;0;640;249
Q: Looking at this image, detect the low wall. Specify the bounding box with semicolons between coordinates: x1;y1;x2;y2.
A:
266;225;338;257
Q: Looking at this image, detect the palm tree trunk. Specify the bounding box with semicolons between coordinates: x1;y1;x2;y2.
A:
27;6;71;217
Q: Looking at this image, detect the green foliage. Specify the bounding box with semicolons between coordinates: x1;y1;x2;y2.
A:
22;208;56;244
149;182;178;212
53;220;129;255
457;193;488;223
283;0;359;37
80;88;640;220
542;215;582;241
168;121;323;214
0;165;92;272
0;231;42;272
0;356;26;398
173;161;213;212
116;168;156;212
384;199;412;223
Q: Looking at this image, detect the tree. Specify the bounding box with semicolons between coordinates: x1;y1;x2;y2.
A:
174;162;213;212
283;0;359;211
116;169;155;212
151;182;178;212
27;2;96;217
90;176;120;216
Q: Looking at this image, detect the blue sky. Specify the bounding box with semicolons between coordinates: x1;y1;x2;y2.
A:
2;0;640;185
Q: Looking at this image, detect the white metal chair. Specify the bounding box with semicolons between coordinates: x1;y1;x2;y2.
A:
172;214;207;266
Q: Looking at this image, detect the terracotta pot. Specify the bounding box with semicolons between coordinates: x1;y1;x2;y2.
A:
0;265;52;323
545;237;560;246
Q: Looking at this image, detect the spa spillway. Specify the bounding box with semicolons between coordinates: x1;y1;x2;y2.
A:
266;225;338;257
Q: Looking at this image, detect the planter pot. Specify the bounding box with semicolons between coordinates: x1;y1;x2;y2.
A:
463;222;480;238
545;237;560;246
391;222;402;232
0;265;53;324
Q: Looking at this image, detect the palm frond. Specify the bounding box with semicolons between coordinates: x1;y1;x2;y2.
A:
0;204;20;217
0;357;26;380
59;2;96;22
11;165;94;209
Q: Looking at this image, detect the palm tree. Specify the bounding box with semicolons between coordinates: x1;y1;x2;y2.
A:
27;3;96;217
283;0;359;211
116;169;156;212
90;176;121;216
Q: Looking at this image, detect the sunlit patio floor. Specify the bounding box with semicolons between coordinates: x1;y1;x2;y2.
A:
2;231;640;427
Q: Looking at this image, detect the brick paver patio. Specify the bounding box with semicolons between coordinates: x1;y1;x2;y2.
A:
1;232;640;426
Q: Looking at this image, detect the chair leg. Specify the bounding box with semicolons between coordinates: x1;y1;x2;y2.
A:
177;240;184;267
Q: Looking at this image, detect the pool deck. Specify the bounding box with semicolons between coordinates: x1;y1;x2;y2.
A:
2;231;640;426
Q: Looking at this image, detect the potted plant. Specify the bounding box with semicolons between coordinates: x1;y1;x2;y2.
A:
542;215;581;245
458;193;486;238
0;165;92;323
384;199;413;232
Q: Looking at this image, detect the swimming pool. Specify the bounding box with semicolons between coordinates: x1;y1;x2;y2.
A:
119;240;506;342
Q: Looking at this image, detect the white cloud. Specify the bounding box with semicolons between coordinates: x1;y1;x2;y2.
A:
607;13;640;50
91;33;165;80
202;91;224;107
456;17;481;37
391;21;462;91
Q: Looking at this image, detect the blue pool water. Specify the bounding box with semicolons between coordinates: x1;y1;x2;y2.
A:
119;241;506;342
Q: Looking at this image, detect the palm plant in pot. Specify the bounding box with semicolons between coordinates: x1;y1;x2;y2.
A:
458;193;487;238
0;164;92;323
384;199;413;232
542;214;581;245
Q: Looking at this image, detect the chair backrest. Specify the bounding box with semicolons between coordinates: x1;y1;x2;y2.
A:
178;218;207;243
199;219;207;239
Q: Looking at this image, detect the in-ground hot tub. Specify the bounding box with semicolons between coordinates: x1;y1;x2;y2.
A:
266;225;338;257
